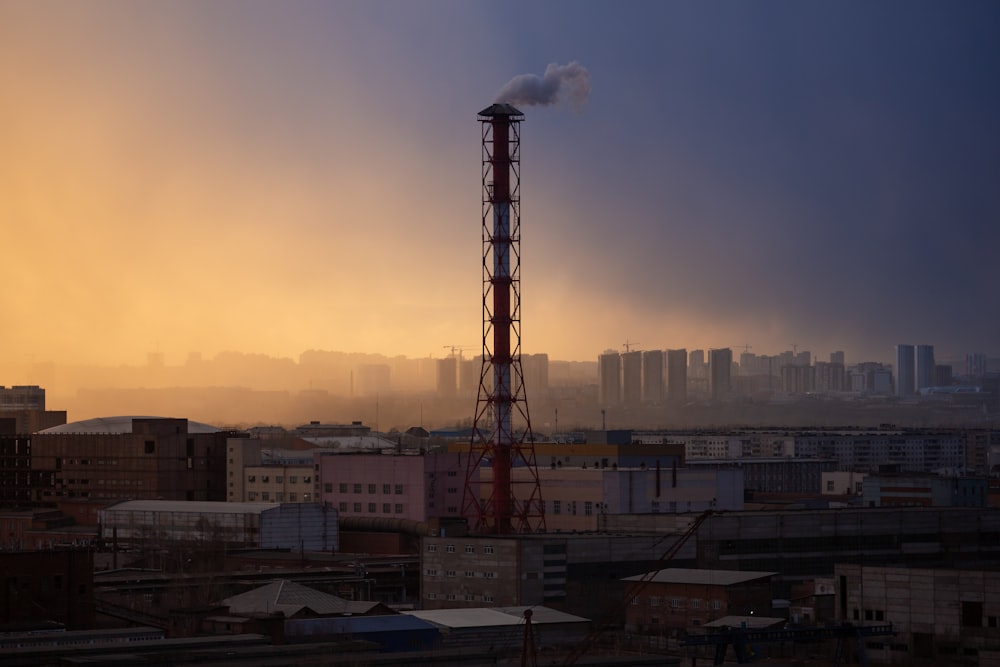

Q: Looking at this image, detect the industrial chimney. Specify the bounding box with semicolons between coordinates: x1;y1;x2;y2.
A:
462;104;545;534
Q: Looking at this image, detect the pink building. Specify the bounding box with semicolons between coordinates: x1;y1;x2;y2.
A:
314;452;474;523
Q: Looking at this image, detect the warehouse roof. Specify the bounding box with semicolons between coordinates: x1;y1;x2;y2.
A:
622;568;776;586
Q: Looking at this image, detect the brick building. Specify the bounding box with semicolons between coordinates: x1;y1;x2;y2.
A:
623;568;774;638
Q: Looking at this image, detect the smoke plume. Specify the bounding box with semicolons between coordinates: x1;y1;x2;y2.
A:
495;61;591;111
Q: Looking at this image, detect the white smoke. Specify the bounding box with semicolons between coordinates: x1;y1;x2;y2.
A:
494;61;591;111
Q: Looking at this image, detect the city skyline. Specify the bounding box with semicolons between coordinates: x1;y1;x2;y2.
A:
3;3;998;368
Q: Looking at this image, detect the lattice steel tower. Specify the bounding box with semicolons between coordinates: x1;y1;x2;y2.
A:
462;104;545;534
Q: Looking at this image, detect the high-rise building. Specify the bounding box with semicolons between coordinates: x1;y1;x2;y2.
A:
641;350;665;404
916;345;936;391
896;344;915;397
709;348;733;401
967;352;987;378
436;357;457;397
621;351;642;406
830;351;846;366
599;351;621;406
666;349;687;404
689;350;706;379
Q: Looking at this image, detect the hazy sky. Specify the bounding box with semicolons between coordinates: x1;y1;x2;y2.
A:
2;1;998;367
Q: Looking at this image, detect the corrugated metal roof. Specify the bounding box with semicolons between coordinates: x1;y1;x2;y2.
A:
103;500;280;514
478;103;524;118
622;568;776;586
405;605;587;629
222;580;382;618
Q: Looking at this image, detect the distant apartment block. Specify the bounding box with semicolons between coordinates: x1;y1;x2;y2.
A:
622;350;642;406
916;344;936;391
709;348;732;401
896;343;916;396
598;350;621;406
666;349;687;403
642;350;664;404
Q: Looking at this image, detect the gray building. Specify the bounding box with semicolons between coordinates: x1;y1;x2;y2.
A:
99;500;338;551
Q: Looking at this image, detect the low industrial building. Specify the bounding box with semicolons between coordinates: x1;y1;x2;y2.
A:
836;563;1000;663
861;473;989;507
622;568;775;639
99;500;338;551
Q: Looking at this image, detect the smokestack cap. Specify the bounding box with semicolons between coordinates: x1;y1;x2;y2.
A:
478;103;524;119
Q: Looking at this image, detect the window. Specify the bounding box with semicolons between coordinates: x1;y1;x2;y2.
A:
691;599;701;610
395;484;404;494
262;476;270;483
464;545;475;554
651;500;660;512
553;500;561;515
261;492;269;501
826;480;835;492
289;493;297;501
303;493;311;501
368;483;377;494
276;492;284;501
339;502;347;511
446;570;456;577
248;475;256;483
447;470;457;477
353;503;362;512
484;545;494;554
289;476;297;484
630;596;639;606
425;569;438;576
712;600;722;610
353;483;362;493
446;544;455;553
464;593;475;601
276;476;284;483
484;571;496;579
484;593;494;603
325;483;334;493
465;570;475;578
584;501;593;516
383;483;391;494
304;476;311;484
650;596;660;607
446;593;456;601
339;483;348;493
448;487;458;494
427;543;438;552
368;503;376;512
395;504;403;514
144;441;155;454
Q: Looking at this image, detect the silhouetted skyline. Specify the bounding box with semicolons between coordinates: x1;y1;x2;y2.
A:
2;2;997;367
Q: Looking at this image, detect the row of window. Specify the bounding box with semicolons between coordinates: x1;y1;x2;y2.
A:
425;569;497;579
632;596;722;610
338;502;405;514
247;492;312;502
425;592;494;602
247;475;312;484
329;483;405;495
425;544;495;555
549;500;595;516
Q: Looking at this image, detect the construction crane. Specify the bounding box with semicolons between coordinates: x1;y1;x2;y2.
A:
442;345;473;360
560;510;714;665
622;339;640;353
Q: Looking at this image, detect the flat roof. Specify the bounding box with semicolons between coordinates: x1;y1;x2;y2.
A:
405;605;587;629
101;500;280;514
623;568;776;586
